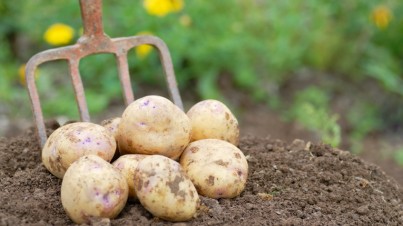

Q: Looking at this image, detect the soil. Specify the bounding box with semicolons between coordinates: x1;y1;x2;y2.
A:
1;123;402;225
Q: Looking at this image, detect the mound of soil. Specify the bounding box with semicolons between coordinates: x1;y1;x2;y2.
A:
1;124;402;225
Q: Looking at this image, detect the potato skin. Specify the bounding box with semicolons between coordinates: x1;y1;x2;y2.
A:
42;122;116;178
101;117;121;140
134;155;199;222
112;154;147;199
101;117;122;160
118;95;191;159
180;139;248;199
187;100;239;146
61;155;128;224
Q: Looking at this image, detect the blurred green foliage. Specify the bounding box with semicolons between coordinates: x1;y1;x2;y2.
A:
394;149;403;167
287;87;341;147
0;0;402;150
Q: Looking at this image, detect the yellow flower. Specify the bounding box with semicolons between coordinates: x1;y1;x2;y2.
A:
135;32;154;59
371;5;392;29
44;23;75;46
136;44;153;59
171;0;184;12
18;64;39;86
143;0;184;17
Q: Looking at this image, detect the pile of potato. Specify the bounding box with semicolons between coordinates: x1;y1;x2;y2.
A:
41;95;248;224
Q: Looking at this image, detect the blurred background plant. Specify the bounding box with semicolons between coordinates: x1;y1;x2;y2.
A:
0;0;402;160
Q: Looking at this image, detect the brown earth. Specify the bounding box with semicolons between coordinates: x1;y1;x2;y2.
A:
0;123;402;225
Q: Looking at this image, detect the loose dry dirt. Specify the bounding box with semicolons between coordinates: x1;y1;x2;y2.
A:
0;122;402;225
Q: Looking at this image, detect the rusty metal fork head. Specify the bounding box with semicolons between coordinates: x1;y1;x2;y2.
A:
25;0;183;148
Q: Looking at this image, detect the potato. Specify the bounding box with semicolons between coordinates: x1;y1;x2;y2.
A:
101;117;121;140
187;99;239;146
112;154;147;199
118;95;191;159
42;122;116;178
134;155;199;222
61;155;128;224
180;139;248;199
101;117;122;160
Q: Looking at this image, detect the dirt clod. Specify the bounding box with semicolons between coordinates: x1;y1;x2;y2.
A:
0;128;402;225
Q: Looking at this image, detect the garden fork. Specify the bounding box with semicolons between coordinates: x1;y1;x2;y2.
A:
25;0;183;148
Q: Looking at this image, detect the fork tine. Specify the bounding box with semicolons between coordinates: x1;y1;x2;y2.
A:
115;53;134;105
113;35;184;110
25;47;77;148
68;58;90;122
153;38;184;111
25;60;47;147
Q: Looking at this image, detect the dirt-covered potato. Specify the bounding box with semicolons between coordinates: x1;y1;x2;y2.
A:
118;95;192;159
101;117;121;140
42;122;116;178
112;154;147;199
61;155;128;224
180;139;248;199
134;155;199;222
101;117;122;160
187;99;239;146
